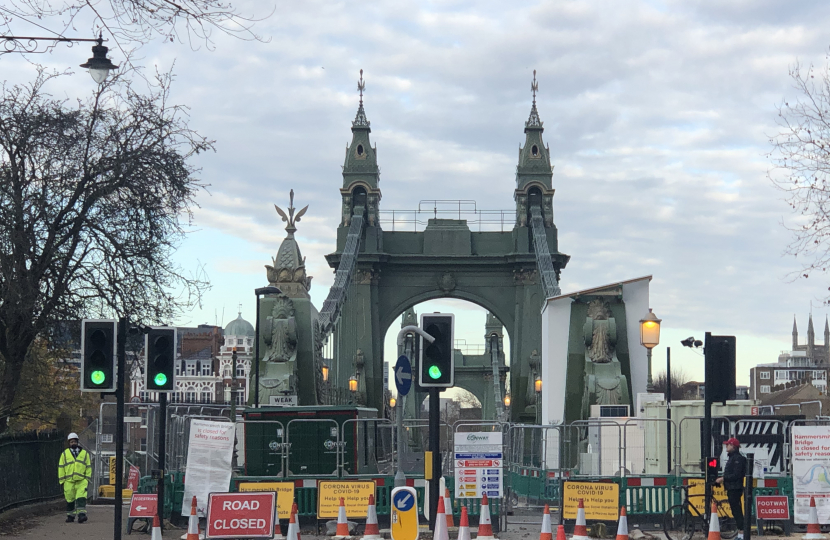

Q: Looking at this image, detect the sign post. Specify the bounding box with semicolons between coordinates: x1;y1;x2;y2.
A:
394;354;412;487
391;487;419;540
206;492;276;539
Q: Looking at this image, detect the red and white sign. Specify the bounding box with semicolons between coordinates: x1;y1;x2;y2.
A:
206;492;276;539
127;466;140;491
128;494;158;518
756;496;790;520
751;406;759;416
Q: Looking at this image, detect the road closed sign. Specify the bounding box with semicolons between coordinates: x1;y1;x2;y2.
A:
563;481;620;521
206;492;276;539
391;487;419;540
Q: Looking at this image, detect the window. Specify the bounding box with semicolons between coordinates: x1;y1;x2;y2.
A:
201;391;212;403
186;390;196;403
759;371;770;380
760;385;771;394
223;367;231;378
187;362;196;376
236;364;245;377
139;391;148;402
236;393;245;406
140;411;147;427
201;363;212;376
237;338;244;345
815;371;827;380
775;370;788;381
101;434;114;443
140;438;147;452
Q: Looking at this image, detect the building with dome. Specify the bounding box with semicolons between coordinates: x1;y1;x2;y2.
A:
219;312;255;405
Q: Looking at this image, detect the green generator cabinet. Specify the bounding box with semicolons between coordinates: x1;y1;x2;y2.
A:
243;406;380;477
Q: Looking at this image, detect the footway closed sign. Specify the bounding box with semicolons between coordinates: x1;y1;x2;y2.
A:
206;492;276;539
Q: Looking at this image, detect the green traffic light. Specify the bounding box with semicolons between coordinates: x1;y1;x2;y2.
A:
154;373;168;386
428;365;442;379
90;370;106;385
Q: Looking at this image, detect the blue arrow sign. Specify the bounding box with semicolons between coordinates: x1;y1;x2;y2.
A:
394;355;412;396
393;489;415;512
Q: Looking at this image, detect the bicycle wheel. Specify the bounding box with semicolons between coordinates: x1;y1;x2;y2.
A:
715;501;738;539
664;504;697;540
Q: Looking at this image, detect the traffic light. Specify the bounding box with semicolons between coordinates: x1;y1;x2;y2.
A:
705;456;720;483
145;327;176;392
704;333;736;404
81;320;116;392
419;313;454;387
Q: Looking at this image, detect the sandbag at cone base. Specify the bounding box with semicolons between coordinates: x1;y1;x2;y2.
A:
556;525;567;540
615;506;629;540
806;497;827;540
707;501;721;540
477;494;496;540
335;497;351;538
572;498;590;540
539;504;552;540
186;495;203;540
151;515;163;540
362;494;382;540
435;497;450;540
457;507;471;540
446;488;455;528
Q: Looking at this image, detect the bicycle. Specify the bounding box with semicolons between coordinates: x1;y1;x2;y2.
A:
663;484;739;540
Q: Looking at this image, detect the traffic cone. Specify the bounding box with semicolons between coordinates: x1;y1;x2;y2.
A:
151;515;162;540
556;524;566;540
186;496;202;540
616;506;629;540
286;502;299;540
707;501;721;540
446;488;455;528
335;497;350;538
572;498;590;540
457;507;471;540
806;497;827;540
362;494;381;540
539;504;552;540
477;494;496;540
435;496;449;540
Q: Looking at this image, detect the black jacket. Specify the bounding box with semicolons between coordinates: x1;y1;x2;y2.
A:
723;450;747;491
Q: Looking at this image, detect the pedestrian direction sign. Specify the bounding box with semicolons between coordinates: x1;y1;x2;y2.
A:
391;487;418;540
394;355;412;396
128;493;158;518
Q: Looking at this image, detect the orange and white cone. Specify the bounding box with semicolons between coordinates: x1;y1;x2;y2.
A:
446;488;455;528
556;524;567;540
185;496;202;540
707;501;721;540
294;502;302;540
806;497;827;540
286;503;299;540
335;497;351;538
151;515;163;540
616;506;629;540
435;496;450;540
457;507;471;540
572;498;590;540
477;494;496;540
539;504;552;540
362;495;382;540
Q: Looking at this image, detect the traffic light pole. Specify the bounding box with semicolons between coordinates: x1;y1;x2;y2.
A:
428;387;440;531
157;392;167;530
703;333;713;516
114;316;126;540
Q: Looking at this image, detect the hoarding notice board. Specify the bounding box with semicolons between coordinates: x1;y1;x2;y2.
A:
317;481;375;519
562;481;620;521
793;426;830;524
239;482;295;520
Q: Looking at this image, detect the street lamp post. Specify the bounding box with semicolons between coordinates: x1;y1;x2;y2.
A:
254;286;282;408
640;309;662;393
1;33;118;82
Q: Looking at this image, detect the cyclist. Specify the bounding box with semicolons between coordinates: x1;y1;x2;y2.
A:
716;437;747;540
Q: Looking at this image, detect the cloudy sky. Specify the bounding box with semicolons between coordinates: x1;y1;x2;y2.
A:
7;0;830;387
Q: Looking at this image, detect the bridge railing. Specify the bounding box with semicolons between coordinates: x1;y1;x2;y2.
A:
379;203;515;232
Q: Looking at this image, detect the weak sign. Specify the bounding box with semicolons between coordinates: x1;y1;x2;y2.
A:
206;492;276;539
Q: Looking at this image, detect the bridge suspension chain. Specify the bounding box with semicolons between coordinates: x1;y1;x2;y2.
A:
529;205;561;298
318;213;365;333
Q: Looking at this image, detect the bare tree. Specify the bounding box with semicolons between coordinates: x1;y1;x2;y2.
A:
651;368;696;400
0;67;211;433
0;0;270;52
769;56;830;291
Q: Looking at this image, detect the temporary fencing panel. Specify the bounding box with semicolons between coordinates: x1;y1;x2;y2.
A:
286;418;340;476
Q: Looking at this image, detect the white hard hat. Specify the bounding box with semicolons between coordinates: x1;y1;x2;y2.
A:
67;433;79;441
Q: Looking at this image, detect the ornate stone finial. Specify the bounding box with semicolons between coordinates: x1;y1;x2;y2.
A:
353;69;370;127
527;69;542;128
274;189;308;236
